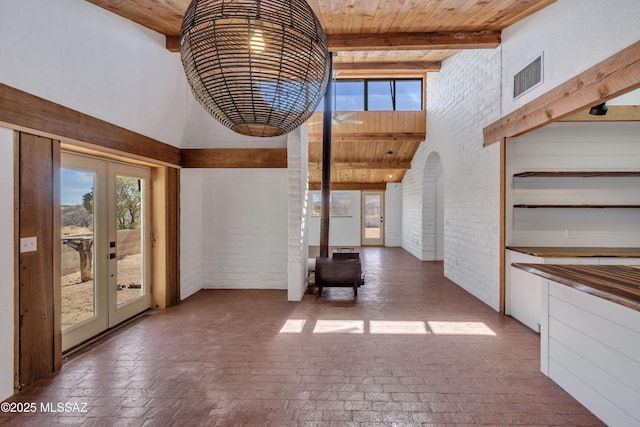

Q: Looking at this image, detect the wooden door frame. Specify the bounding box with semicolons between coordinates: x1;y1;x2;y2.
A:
483;41;640;313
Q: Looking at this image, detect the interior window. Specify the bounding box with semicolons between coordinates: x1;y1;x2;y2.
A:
367;80;394;111
395;80;423;111
335;80;365;111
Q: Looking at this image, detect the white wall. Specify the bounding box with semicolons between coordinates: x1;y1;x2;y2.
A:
287;128;309;301
509;122;640;247
180;169;204;300
308;191;362;247
402;48;502;310
181;96;287;148
501;0;640;114
0;127;14;400
0;0;187;147
384;183;402;247
200;169;288;289
420;152;444;261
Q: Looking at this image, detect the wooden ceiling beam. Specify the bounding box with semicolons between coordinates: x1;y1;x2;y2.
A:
181;148;287;168
333;61;441;72
308;132;425;143
170;31;500;53
327;31;501;52
308;182;388;191
309;161;411;170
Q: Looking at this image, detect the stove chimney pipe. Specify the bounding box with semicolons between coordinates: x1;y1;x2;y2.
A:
319;54;333;258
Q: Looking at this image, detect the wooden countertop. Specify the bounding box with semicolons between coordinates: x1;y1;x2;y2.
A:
511;263;640;312
507;246;640;258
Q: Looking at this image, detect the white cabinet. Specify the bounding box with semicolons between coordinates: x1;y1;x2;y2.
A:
541;279;640;427
506;249;640;332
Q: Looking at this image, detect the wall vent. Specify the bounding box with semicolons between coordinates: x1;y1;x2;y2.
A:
513;55;543;99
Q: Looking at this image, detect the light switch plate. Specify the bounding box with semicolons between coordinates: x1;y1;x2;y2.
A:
20;237;37;253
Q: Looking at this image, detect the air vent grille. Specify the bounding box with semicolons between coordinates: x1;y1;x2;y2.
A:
513;55;542;99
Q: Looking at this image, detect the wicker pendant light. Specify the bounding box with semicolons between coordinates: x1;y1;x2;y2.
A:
180;0;330;137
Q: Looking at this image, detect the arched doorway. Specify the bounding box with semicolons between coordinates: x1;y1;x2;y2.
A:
422;152;444;261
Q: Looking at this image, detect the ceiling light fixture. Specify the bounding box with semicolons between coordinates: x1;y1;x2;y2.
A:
179;0;330;137
589;102;608;116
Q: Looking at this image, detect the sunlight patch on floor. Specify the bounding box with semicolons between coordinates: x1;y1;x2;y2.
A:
369;320;428;334
428;321;496;336
312;320;364;334
280;319;497;336
279;319;306;333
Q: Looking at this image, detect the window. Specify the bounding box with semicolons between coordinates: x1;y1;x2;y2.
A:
367;80;394;111
335;81;365;111
316;78;423;112
395;80;423;111
312;193;352;217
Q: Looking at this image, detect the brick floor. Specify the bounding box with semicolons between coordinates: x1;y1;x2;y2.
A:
0;247;603;426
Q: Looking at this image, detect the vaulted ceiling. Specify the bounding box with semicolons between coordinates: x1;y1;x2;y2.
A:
86;0;557;189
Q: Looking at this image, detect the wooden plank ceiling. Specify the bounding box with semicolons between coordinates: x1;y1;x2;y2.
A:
86;0;556;189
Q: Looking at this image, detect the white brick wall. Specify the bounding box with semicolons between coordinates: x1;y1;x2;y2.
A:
287;128;309;301
402;49;502;310
180;169;204;300
385;183;402;247
200;169;289;290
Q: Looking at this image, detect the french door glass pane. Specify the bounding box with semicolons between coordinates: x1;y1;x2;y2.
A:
115;175;144;306
60;169;96;329
365;194;381;239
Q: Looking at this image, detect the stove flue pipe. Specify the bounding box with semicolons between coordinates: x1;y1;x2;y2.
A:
319;53;333;258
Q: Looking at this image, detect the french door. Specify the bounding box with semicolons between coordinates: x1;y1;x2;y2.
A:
60;152;151;351
362;191;384;246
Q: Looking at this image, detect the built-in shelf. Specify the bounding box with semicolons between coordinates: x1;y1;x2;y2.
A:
507;246;640;258
513;171;640;178
514;204;640;209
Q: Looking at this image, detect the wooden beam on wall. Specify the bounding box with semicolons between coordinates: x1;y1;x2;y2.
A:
181;148;288;168
0;83;181;166
308;182;387;191
484;40;640;146
333;61;441;72
327;31;501;51
309;161;411;170
559;105;640;122
166;35;180;52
